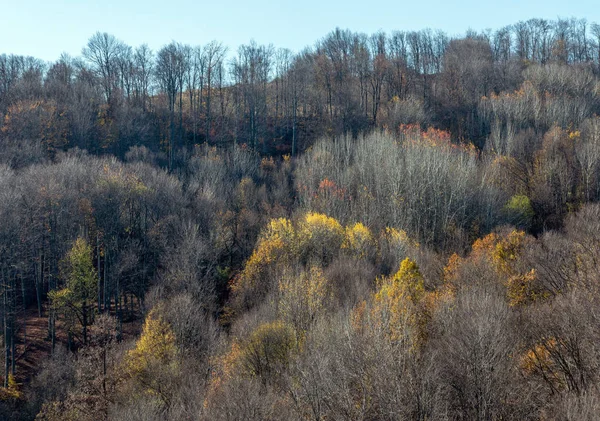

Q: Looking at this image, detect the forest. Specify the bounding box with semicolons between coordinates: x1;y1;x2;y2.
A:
2;16;600;420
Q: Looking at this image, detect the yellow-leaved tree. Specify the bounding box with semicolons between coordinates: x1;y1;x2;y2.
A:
297;212;345;264
49;237;97;346
372;258;429;347
240;321;297;383
278;266;330;336
230;213;347;314
230;217;295;312
342;222;377;260
0;374;21;402
125;308;178;409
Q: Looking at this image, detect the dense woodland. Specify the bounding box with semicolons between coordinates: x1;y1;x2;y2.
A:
3;17;600;420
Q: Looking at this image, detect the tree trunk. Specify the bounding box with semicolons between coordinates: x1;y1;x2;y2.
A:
35;253;42;317
4;288;9;388
97;233;102;313
82;300;88;345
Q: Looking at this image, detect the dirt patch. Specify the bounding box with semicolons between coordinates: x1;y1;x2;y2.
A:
7;305;142;387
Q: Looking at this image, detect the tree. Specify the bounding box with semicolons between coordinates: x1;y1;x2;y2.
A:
240;320;296;383
278;266;330;336
231;41;274;149
133;44;154;112
49;237;97;346
503;194;535;229
433;286;528;420
203;41;227;144
297;212;345;264
82;32;125;106
155;42;185;169
125;308;178;409
372;258;429;346
441;37;494;143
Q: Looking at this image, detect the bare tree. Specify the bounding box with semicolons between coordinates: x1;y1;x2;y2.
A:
82;32;125;105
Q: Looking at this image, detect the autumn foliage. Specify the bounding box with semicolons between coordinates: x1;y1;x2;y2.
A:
5;16;600;421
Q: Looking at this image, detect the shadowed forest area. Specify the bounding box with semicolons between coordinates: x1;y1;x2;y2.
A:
3;17;600;420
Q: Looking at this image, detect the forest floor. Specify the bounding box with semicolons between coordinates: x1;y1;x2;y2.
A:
13;307;60;386
10;305;142;387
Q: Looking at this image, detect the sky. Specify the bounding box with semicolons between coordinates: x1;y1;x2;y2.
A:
1;0;599;62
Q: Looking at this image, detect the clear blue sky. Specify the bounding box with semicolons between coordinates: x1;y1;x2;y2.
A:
1;0;598;62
